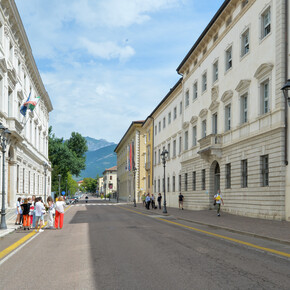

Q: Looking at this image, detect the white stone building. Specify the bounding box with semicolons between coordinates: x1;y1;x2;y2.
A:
103;166;117;197
153;0;290;220
0;0;52;211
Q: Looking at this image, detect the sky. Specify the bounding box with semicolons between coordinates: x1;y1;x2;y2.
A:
15;0;224;143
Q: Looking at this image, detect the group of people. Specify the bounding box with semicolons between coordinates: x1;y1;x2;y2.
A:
15;195;67;232
140;190;224;216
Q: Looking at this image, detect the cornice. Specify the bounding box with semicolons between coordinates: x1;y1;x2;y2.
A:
221;90;233;103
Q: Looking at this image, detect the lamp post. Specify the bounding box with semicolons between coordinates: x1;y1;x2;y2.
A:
0;123;11;230
161;149;168;214
133;167;137;207
58;174;61;197
281;79;290;166
43;162;48;202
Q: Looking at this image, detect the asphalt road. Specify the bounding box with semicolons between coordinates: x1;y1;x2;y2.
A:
0;196;290;290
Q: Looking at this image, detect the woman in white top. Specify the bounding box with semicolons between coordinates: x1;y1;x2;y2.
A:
54;196;66;229
15;197;22;225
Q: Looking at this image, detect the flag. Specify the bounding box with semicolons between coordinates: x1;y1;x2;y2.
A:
25;96;40;112
132;141;135;170
129;143;132;171
20;92;31;116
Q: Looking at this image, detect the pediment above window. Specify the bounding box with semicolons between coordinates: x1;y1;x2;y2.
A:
190;115;198;124
209;100;220;112
254;63;274;80
182;121;189;129
211;85;219;101
221;90;233;103
235;79;251;93
0;57;8;73
199;108;208;118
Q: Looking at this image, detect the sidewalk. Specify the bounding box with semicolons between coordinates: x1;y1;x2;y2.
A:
123;203;290;244
0;208;21;238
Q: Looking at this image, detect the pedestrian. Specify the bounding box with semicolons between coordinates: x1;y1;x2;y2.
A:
151;193;156;209
178;192;184;210
157;193;162;209
214;189;224;217
35;197;45;232
145;193;151;210
40;197;46;226
141;193;146;207
31;195;36;228
55;196;66;229
47;196;55;229
19;197;24;225
15;197;22;225
21;198;31;230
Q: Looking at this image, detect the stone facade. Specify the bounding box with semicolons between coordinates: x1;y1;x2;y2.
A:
103;166;117;196
0;0;52;209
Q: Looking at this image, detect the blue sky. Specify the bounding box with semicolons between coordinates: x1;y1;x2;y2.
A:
15;0;224;143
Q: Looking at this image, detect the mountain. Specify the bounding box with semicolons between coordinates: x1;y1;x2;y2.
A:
77;138;117;180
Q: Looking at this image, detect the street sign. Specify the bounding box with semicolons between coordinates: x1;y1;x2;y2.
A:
61;191;66;195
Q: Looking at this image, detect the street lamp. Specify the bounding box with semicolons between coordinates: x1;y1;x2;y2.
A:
43;162;48;202
161;149;168;214
58;174;61;197
133;167;137;207
281;79;290;166
0;123;11;230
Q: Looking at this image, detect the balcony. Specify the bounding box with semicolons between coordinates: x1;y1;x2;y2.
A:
198;134;222;161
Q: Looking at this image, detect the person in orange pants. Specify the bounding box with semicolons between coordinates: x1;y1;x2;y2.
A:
54;196;66;229
21;198;31;230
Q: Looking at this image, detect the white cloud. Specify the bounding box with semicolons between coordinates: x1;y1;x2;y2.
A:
79;38;135;61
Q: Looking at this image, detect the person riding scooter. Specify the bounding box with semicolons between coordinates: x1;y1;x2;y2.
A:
85;195;88;203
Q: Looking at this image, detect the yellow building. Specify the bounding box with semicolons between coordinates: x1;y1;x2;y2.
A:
142;117;154;195
114;121;146;202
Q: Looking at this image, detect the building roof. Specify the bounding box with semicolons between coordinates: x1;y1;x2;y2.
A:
105;166;117;171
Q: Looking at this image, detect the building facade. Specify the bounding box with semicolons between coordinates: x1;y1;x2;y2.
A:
103;166;117;197
153;0;290;220
115;121;146;202
0;0;52;210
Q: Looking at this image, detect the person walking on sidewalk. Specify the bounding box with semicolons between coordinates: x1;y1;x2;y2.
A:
157;193;162;209
15;197;22;225
55;196;66;229
214;189;224;217
145;193;151;210
35;197;45;232
47;196;55;229
21;198;31;230
151;193;156;209
178;193;184;210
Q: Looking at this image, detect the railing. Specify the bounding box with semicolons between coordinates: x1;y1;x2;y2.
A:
198;134;222;150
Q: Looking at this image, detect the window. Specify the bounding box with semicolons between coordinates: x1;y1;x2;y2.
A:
185;90;189;107
173;176;176;192
110;176;112;180
163;117;166;129
158;149;161;164
178;175;181;192
167;177;170;192
226;46;232;71
23;168;25;193
193;82;198;100
185;173;188;191
173;140;176;157
8;89;13;117
225;104;231;131
17;165;19;193
154;180;156;193
241;29;249;56
158;179;160;193
202;169;206;190
242;159;248;188
168;112;171;124
261;80;269;114
154;151;156;165
212;113;218;134
202;72;207;92
213;61;219;82
174;107;177;119
192;171;196;191
167;143;170;159
184;131;188;150
148;175;150;189
241;93;248;123
226;163;231;189
261;155;269;187
155;125;157;135
179;136;182;154
158;121;161;132
192;126;197;146
179;101;182;114
262;8;271;38
202;120;207;138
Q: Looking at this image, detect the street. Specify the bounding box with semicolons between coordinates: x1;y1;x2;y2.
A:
0;196;290;290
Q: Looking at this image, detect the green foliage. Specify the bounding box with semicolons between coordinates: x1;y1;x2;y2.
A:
49;127;88;193
81;177;98;193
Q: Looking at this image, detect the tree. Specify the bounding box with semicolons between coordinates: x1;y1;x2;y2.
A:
81;177;98;193
48;127;88;194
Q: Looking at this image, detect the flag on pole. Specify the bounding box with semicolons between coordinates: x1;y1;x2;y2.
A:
20;92;31;116
25;96;40;112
